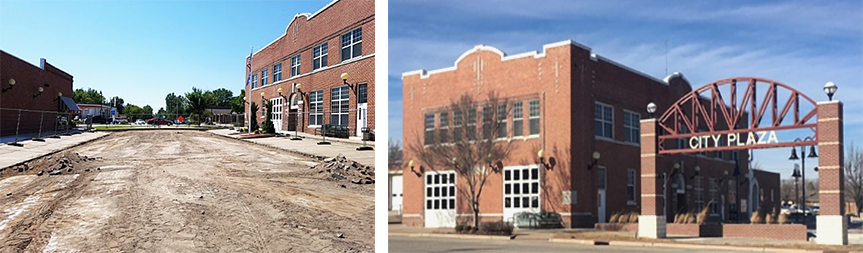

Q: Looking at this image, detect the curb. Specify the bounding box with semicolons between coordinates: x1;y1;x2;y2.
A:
388;232;511;241
206;132;329;161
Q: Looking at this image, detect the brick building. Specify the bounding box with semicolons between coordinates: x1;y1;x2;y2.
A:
246;0;374;137
401;40;779;228
1;50;78;138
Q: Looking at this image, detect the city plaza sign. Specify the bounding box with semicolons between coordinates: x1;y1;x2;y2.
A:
688;130;778;149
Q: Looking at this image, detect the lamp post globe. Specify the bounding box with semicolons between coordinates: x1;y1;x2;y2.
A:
824;82;837;101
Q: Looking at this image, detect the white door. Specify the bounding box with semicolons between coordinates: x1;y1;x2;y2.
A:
270;97;284;133
356;83;369;137
425;171;456;228
390;175;403;211
597;167;607;223
503;166;541;223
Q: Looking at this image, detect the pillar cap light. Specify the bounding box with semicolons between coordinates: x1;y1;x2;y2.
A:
824;82;837;100
341;73;349;81
592;151;600;160
647;102;657;114
8;78;15;85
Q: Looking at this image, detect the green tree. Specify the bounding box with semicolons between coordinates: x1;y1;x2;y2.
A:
262;100;275;134
230;89;246;113
211;88;234;107
165;93;189;117
72;88;105;104
249;102;259;131
186;87;216;116
124;104;143;120
141;105;154;119
109;96;125;114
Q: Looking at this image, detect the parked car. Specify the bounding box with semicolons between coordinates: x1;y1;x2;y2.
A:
147;118;173;125
135;119;146;125
91;116;107;124
112;118;129;124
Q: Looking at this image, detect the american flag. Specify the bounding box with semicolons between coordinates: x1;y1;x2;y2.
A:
245;48;253;87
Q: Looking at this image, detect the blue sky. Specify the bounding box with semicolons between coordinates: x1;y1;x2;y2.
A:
388;0;863;180
0;0;333;110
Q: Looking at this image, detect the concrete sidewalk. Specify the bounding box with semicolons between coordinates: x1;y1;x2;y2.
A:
388;224;863;252
0;130;110;169
208;129;375;166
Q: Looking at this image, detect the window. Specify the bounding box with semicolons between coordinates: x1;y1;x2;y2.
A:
290;55;300;77
466;108;477;141
497;103;507;139
529;99;540;135
623;110;640;144
731;150;739;161
715;150;724;159
330;86;349;126
594;103;613;139
357;83;368;104
425;114;435;145
512;101;523;137
313;43;328;70
453;110;463;142
694;176;704;212
425;171;456;210
309;90;323;126
439;112;449;143
341;28;362;61
273;63;282;82
482;105;492;140
261;69;269;86
627;169;637;204
251;74;258;88
709;178;718;215
504;166;540;209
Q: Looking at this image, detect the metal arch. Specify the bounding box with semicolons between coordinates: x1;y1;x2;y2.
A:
656;77;818;154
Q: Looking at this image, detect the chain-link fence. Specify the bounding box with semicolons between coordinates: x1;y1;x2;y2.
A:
1;108;80;145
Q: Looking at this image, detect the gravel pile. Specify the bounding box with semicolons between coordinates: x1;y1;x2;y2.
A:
2;152;96;177
310;154;374;184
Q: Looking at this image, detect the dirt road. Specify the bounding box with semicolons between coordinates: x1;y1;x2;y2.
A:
0;130;374;252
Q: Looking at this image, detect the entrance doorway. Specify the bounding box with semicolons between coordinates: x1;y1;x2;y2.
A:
597;167;607;223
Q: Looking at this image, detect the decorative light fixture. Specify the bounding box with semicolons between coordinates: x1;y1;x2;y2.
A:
690;165;700;179
647;102;657;118
54;92;63;101
586;151;600;170
538;150;551;169
261;92;266;98
823;82;837;101
33;87;44;98
341;73;355;90
2;78;14;92
409;159;421;177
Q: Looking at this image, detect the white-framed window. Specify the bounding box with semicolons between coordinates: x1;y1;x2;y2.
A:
341;28;362;61
439;112;449;143
466;108;477;141
709;178;718;215
424;113;435;145
261;69;269;86
694;176;704;212
623;110;640;144
251;74;258;88
426;171;456;210
512;101;523;137
273;63;282;82
528;99;540;136
270;97;282;123
453;110;463;142
504;166;540;209
497;103;507;139
627;169;637;204
330;86;349;126
313;43;328;70
290;55;300;77
595;102;613;139
309;90;323;126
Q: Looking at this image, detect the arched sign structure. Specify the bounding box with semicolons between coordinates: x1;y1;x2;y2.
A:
638;77;847;245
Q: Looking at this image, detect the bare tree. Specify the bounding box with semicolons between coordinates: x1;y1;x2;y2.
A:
845;143;863;215
406;92;512;231
388;139;403;171
780;179;795;204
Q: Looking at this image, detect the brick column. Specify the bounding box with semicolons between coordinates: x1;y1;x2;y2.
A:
638;119;665;238
816;101;847;245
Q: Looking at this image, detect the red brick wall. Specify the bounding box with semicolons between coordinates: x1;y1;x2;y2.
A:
1;50;74;137
401;41;752;227
723;224;807;241
754;169;781;214
245;0;375;136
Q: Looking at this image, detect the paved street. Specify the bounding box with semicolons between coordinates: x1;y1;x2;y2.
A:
389;236;745;253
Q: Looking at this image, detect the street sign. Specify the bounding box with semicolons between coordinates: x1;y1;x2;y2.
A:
178;116;184;122
111;109;116;115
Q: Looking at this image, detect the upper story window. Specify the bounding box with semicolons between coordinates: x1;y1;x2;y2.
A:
623;110;640;144
251;74;258;88
341;28;362;61
513;101;523;137
425;113;435;145
290;55;301;77
439;112;449;143
309;90;323;126
273;63;282;82
528;99;540;135
466;108;477;141
261;69;269;86
453;110;463;142
594;102;613;139
481;105;492;140
313;43;328;70
497;103;507;139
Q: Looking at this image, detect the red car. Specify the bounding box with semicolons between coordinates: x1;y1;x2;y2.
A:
146;118;173;125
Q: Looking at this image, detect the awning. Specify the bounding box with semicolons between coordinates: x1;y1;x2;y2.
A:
60;96;80;111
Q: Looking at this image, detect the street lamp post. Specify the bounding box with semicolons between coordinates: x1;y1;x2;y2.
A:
789;137;817;225
823;82;838;101
791;165;802;222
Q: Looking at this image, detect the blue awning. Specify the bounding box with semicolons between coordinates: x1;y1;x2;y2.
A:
60;96;80;111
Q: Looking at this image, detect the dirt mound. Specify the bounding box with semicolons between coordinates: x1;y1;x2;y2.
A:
310;154;374;184
1;152;97;178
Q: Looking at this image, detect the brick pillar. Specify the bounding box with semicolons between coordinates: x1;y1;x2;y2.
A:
638;119;665;238
816;101;847;245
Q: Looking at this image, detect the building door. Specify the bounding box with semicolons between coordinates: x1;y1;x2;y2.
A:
390;175;403;211
503;166;541;223
270;97;284;133
425;171;456;227
597;167;607;223
356;83;368;137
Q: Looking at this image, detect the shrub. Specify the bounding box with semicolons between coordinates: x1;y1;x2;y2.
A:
479;221;513;236
686;212;696;224
455;224;469;233
609;212;621;223
750;209;764;224
697;203;710;225
778;213;790;224
628;211;639;223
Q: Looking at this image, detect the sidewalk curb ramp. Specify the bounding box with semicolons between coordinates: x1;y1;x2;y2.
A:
1;132;111;170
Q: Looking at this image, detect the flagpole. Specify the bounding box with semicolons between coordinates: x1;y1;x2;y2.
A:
248;46;253;134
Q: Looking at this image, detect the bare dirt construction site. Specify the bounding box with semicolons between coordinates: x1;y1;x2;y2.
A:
0;130;374;252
